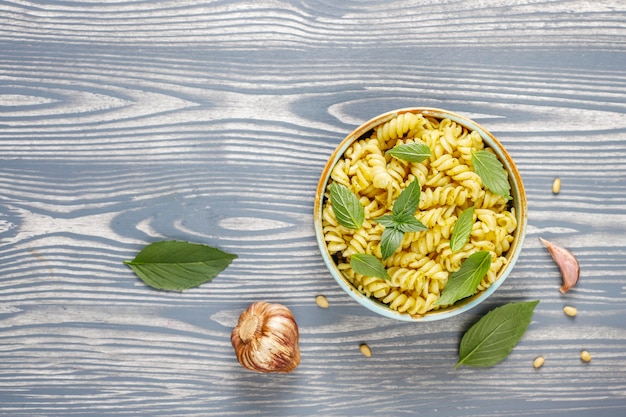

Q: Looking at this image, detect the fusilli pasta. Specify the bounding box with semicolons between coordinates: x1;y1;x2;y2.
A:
321;112;517;317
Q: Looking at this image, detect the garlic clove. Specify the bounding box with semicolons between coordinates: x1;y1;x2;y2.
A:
231;301;300;373
539;237;580;293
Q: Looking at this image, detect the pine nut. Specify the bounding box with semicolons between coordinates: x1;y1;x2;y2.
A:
315;295;329;309
359;343;372;357
563;306;577;317
552;177;561;194
580;350;592;363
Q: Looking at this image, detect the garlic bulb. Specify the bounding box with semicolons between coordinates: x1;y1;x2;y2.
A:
231;301;300;373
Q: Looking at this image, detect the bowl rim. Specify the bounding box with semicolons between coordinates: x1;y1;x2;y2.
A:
313;107;528;322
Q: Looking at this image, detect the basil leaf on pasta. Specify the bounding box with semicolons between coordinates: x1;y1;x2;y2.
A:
471;150;512;200
394;213;428;233
387;142;431;163
392;179;421;218
329;182;364;229
450;206;475;252
350;253;390;281
375;213;427;233
456;300;539;368
435;251;492;306
374;214;397;229
124;241;237;291
380;227;404;260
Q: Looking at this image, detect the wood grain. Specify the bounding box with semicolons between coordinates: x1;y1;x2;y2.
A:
1;0;626;416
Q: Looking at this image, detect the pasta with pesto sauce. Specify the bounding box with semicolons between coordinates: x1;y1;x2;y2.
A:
321;113;517;316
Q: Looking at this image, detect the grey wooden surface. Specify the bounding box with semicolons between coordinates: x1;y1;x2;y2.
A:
1;1;626;416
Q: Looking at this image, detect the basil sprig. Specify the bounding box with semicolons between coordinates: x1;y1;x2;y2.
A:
328;182;365;229
374;179;428;260
456;300;539;368
472;150;512;200
435;251;492;306
450;206;475;252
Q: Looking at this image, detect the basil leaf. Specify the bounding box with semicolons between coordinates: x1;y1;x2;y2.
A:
450;206;475;252
471;150;512;200
375;213;427;234
387;142;431;163
350;253;390;281
456;300;540;368
329;182;365;229
375;214;397;229
380;227;405;260
393;213;428;233
392;179;421;218
124;241;237;291
435;251;492;306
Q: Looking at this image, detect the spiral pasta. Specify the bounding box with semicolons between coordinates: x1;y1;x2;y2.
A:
376;112;423;143
321;112;518;317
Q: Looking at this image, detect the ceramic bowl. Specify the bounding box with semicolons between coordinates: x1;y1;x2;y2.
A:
313;107;527;321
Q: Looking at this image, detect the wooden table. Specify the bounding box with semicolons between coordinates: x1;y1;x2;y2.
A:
2;1;626;416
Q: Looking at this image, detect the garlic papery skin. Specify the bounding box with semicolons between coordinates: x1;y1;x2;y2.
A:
231;301;300;373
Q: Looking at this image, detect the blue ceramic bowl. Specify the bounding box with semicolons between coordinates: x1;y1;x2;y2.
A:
313;108;527;321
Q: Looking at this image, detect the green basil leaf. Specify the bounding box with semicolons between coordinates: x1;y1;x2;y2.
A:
124;241;237;291
375;213;427;234
380;227;405;260
471;150;512;200
435;251;492;306
450;206;475;252
375;214;397;229
455;300;540;368
387;142;431;163
393;213;428;233
350;253;390;281
329;182;365;229
392;179;421;218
